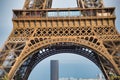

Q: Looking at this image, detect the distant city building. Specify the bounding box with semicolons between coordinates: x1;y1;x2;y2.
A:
59;77;105;80
59;74;105;80
51;60;59;80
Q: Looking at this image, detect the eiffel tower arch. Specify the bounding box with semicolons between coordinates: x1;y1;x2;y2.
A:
0;0;120;80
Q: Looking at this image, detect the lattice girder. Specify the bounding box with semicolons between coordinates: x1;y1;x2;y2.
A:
23;0;52;9
0;42;25;79
77;0;104;8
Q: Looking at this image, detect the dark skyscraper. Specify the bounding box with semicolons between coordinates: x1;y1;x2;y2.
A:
51;60;59;80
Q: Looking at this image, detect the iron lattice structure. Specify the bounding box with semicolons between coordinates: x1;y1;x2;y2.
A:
0;0;120;80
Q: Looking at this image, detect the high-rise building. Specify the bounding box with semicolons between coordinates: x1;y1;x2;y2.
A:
51;60;59;80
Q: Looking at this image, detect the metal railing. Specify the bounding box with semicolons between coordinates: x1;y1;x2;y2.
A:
13;8;115;19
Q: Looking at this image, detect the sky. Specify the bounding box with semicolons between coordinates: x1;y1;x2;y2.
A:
0;0;120;80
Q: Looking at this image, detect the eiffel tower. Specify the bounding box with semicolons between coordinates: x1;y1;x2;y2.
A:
0;0;120;80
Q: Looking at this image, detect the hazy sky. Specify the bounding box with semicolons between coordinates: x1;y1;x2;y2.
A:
0;0;120;80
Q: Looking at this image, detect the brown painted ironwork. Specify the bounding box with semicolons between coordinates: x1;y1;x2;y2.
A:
0;0;120;80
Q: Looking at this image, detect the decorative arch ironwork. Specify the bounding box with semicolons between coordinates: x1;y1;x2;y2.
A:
8;37;119;80
14;42;106;80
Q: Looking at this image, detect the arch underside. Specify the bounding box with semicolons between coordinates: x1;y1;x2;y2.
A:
13;42;115;80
